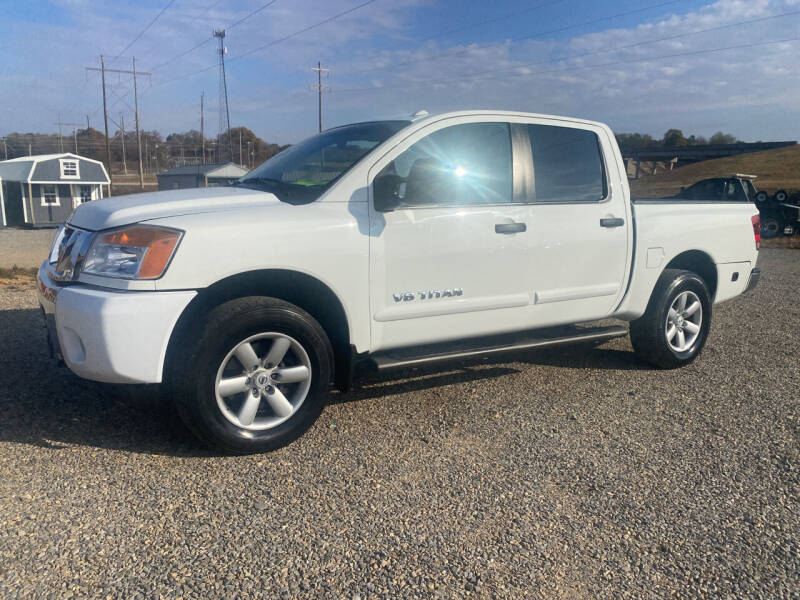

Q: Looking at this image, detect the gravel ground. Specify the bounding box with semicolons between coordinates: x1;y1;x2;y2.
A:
0;228;56;269
0;250;797;599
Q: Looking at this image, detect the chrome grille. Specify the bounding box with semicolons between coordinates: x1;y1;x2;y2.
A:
49;225;94;282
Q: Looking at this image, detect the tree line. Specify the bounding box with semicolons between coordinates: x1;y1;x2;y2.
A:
1;127;289;174
615;129;740;153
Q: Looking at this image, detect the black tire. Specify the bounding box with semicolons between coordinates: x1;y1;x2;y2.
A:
774;189;789;203
170;296;333;454
630;269;711;369
760;217;781;239
754;190;769;204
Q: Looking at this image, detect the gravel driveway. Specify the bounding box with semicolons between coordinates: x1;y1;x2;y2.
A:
1;250;797;599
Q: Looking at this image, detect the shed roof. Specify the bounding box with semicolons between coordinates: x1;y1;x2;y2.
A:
0;153;109;184
157;162;249;177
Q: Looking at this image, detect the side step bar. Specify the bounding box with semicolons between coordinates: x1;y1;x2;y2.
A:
368;324;628;371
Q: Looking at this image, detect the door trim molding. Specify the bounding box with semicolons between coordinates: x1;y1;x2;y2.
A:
534;283;619;305
374;293;530;322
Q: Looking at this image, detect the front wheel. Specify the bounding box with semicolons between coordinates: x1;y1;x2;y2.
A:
630;269;711;369
170;297;333;453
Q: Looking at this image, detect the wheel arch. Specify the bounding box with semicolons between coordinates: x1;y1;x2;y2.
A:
165;269;354;391
663;250;717;299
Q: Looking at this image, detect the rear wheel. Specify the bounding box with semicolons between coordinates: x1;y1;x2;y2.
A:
754;190;769;204
630;269;711;369
760;217;781;239
170;296;333;453
774;189;789;203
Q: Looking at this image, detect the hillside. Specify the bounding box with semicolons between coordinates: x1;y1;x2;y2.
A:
629;144;800;198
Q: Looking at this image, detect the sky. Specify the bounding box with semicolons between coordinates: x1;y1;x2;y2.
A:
1;0;799;145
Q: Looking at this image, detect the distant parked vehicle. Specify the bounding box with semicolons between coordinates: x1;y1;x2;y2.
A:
673;175;797;238
673;174;758;203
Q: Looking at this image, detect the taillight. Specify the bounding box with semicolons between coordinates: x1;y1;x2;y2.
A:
751;214;760;251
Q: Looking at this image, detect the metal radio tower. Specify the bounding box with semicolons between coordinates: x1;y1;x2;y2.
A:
214;29;233;163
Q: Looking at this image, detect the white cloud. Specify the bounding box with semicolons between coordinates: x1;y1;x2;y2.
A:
1;0;799;143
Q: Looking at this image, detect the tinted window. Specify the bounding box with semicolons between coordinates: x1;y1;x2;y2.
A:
724;180;748;202
683;179;725;200
378;122;513;206
528;124;606;202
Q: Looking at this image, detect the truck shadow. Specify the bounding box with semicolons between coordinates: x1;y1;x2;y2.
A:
0;307;645;456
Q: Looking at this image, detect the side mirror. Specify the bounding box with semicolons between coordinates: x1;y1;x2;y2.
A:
373;173;404;212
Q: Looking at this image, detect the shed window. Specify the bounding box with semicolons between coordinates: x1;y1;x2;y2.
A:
42;185;59;206
80;185;92;203
60;159;80;179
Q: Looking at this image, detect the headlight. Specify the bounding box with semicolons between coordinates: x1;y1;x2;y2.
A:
82;225;183;279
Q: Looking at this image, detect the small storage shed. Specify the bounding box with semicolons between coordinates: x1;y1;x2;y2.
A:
156;162;249;191
0;153;110;227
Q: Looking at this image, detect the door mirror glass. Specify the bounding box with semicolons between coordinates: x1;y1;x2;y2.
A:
373;172;404;211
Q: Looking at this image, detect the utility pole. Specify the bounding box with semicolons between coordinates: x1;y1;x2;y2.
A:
86;115;90;130
311;62;330;132
214;29;233;162
247;141;252;169
239;129;242;166
73;130;78;153
133;57;144;188
86;57;150;192
101;56;112;188
200;92;205;164
120;113;128;175
55;116;82;154
2;138;7;160
57;113;63;152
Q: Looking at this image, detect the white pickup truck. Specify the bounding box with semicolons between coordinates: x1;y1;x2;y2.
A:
38;110;761;453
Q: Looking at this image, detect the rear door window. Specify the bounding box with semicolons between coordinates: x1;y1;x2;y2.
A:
527;124;607;202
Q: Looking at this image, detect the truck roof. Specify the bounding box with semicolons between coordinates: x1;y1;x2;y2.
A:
412;110;610;130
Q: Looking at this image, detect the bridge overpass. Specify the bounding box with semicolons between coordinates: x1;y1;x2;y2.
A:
623;141;797;178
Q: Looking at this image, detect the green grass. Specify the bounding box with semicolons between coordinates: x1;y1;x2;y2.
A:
630;144;800;198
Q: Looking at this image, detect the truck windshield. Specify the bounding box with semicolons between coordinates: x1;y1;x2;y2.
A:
237;120;411;204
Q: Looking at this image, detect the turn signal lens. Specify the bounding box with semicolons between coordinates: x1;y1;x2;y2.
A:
82;226;183;279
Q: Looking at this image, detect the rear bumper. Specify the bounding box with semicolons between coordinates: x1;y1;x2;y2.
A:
745;267;761;292
37;262;196;384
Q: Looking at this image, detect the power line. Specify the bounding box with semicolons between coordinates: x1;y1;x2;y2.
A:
148;0;381;89
333;35;800;94
149;0;280;73
112;0;178;63
358;0;685;75
477;7;800;81
230;0;379;63
418;0;568;43
227;0;280;31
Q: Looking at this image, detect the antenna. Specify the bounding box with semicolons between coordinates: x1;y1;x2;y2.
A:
214;29;233;162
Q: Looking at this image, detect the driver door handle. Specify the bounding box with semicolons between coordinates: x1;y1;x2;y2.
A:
600;217;624;228
495;222;526;234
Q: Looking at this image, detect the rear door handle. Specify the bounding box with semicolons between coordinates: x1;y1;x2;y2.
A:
600;217;624;228
495;222;526;234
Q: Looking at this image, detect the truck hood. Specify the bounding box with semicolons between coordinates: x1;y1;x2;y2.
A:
68;186;280;231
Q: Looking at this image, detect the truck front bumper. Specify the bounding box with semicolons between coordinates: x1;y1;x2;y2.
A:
37;262;196;384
